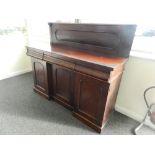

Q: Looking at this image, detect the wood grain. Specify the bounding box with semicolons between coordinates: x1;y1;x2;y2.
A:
26;23;136;133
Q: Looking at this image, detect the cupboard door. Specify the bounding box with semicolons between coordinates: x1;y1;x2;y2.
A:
74;73;109;126
32;58;50;99
52;64;74;110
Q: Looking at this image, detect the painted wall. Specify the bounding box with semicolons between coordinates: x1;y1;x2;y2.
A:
115;56;155;128
0;32;32;80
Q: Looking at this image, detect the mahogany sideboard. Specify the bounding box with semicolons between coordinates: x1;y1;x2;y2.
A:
26;23;136;133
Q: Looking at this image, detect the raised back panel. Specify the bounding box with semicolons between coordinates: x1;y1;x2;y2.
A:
49;23;136;58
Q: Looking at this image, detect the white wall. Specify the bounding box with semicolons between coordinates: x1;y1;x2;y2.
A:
0;2;33;80
115;57;155;128
0;32;32;80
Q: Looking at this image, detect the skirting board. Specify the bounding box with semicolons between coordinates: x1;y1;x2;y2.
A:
115;104;155;130
0;68;32;81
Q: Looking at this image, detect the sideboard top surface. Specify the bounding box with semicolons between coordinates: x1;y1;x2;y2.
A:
50;46;127;68
27;46;127;71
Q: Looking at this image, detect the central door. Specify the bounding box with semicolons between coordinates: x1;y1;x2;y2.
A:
52;64;74;110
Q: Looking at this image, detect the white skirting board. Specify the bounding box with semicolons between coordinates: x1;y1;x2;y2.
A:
0;68;32;81
115;104;155;130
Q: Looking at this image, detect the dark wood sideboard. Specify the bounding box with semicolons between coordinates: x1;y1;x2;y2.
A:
26;23;136;133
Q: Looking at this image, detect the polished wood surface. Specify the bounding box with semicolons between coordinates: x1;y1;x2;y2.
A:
74;72;109;125
52;64;74;110
51;47;127;68
28;49;125;132
49;23;136;57
31;58;51;99
26;23;136;133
